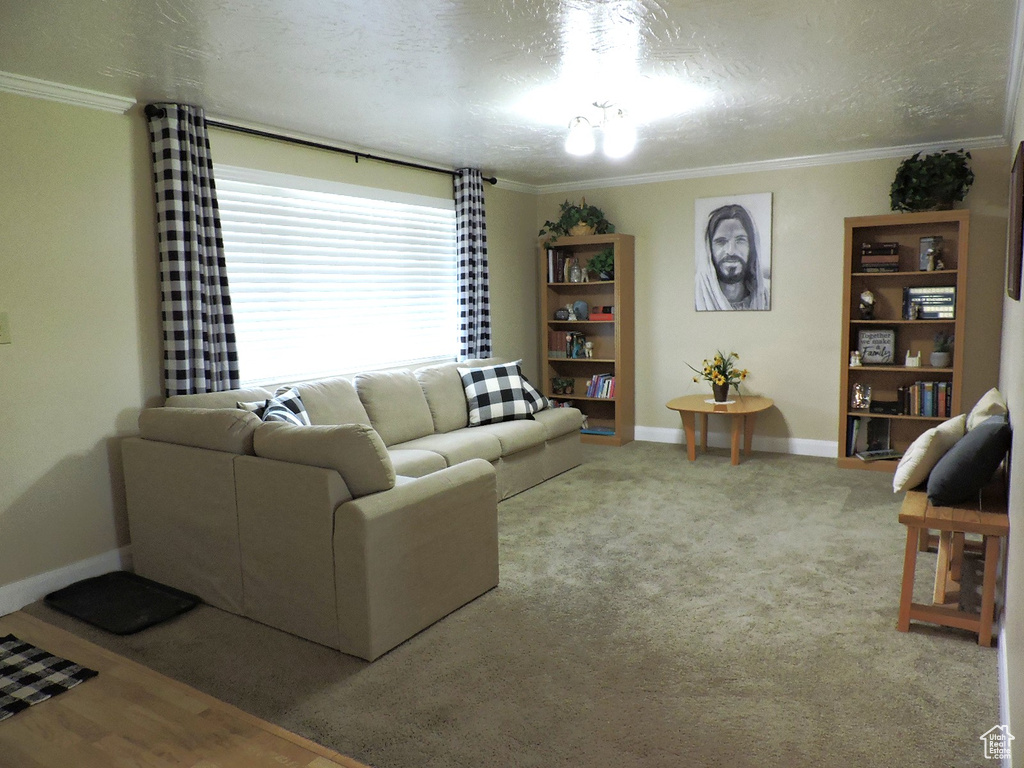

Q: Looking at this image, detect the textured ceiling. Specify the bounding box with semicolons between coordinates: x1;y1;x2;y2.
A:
0;0;1018;187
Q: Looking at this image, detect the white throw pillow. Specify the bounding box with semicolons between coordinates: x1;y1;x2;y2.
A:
892;414;967;493
966;388;1008;431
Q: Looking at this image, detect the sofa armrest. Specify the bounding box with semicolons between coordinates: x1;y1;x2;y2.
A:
333;458;499;660
234;456;354;649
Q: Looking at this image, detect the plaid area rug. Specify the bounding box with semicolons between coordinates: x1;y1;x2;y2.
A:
0;634;98;722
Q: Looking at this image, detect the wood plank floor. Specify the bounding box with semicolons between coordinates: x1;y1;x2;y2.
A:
0;611;369;768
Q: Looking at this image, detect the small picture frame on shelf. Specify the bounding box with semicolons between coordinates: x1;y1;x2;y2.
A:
918;236;942;271
857;329;895;364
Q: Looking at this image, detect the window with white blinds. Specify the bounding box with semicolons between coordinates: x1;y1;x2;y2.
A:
215;166;458;386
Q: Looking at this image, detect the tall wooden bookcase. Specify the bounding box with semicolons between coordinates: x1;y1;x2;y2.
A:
837;210;969;471
539;233;634;445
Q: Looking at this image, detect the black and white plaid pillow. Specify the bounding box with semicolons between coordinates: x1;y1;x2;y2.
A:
237;387;310;426
458;363;535;426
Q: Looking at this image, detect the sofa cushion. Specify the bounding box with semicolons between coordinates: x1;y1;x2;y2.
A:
253;422;395;498
458;362;535;426
355;370;435;446
139;407;261;455
293;376;371;426
396;430;503;465
472;419;547;456
927;414;1011;505
967;388;1008;431
415;362;469;433
166;386;274;410
892;414;966;493
533;407;584;440
389;448;448;478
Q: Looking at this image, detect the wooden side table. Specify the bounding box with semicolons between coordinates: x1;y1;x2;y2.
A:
665;394;774;465
897;479;1009;647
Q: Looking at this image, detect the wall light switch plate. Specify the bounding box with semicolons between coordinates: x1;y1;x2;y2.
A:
0;312;11;344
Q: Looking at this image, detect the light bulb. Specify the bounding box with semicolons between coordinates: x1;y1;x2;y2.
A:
565;117;595;156
602;110;636;159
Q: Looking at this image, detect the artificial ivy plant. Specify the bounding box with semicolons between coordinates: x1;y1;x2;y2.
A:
586;247;615;279
889;149;974;212
539;198;615;246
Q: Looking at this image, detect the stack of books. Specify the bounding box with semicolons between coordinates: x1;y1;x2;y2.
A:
586;374;615;398
859;241;900;272
903;286;956;319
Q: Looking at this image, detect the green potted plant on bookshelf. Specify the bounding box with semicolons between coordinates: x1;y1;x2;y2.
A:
587;247;615;280
539;198;615;246
930;331;953;368
890;149;974;212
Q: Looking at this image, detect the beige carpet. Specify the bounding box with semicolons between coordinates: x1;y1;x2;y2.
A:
26;443;999;767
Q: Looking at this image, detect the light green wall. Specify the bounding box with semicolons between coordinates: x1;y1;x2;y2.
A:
1001;97;1024;751
538;148;1007;446
0;93;160;586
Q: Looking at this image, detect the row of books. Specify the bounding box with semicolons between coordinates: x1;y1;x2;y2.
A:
586;373;615;398
899;381;953;418
902;285;956;319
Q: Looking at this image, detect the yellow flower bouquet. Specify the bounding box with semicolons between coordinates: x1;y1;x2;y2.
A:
687;350;749;393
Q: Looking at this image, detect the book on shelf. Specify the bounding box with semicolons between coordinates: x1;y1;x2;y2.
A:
903;285;956;319
586;373;615;398
855;448;904;461
860;254;900;263
900;380;952;417
847;415;891;456
580;426;615;435
860;241;900;254
589;312;614;321
861;264;900;273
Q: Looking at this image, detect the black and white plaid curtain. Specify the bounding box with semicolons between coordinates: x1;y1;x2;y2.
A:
455;168;491;359
146;103;239;396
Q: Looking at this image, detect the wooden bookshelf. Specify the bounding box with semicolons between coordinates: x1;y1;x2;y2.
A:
539;234;634;446
838;210;969;471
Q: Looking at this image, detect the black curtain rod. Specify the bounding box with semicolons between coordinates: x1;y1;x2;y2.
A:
144;104;497;185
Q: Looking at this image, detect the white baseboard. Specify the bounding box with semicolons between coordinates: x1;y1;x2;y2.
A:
0;547;132;617
999;621;1012;768
635;425;837;459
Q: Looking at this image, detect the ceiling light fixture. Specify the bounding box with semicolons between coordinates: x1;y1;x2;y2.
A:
565;102;637;159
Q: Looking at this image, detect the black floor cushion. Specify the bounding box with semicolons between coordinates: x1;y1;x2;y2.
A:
44;571;200;635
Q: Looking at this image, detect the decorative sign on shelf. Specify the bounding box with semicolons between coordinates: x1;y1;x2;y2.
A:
857;329;895;364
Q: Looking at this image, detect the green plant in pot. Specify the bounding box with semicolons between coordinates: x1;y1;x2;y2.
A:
539;198;615;246
931;331;953;368
587;247;615;280
890;149;974;212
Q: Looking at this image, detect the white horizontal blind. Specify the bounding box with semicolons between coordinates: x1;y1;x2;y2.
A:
215;166;458;386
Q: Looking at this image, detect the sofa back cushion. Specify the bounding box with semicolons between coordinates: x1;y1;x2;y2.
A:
253;422;396;498
292;376;372;426
139;407;261;455
355;370;435;446
165;387;274;409
415;362;469;433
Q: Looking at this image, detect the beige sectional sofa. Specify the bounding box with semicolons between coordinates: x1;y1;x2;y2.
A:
122;360;583;660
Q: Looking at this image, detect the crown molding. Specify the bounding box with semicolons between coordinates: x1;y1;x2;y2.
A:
0;71;135;113
492;177;538;194
531;136;1009;195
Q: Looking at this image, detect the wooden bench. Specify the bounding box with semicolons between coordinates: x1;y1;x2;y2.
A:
897;476;1009;646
